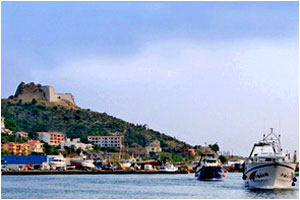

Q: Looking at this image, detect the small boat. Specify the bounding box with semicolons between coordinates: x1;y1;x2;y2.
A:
144;164;156;171
195;154;225;181
70;157;95;169
243;128;297;189
48;155;66;170
160;163;178;172
119;160;132;169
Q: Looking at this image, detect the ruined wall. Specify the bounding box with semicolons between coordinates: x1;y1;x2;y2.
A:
13;82;47;102
13;82;76;106
41;86;75;105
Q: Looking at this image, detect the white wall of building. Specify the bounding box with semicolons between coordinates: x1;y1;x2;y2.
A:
88;136;123;147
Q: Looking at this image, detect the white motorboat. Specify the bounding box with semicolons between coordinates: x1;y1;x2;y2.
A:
48;155;66;170
70;157;95;169
243;128;297;189
119;160;132;169
160;163;178;172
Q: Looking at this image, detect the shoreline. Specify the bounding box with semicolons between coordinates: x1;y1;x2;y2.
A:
1;170;191;175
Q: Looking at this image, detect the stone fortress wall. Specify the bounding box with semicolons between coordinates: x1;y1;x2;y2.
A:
12;82;76;106
41;86;75;105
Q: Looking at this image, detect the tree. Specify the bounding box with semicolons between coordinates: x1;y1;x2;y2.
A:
1;150;13;155
209;143;220;153
76;147;82;155
219;155;228;164
4;118;17;132
171;153;183;163
31;98;37;105
43;142;60;155
1;133;17;143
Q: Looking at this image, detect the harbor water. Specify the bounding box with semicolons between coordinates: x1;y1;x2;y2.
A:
1;173;299;199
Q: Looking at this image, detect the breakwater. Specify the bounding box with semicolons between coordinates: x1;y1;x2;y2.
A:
2;170;190;175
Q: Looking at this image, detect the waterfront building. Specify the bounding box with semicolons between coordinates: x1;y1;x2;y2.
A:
88;135;123;147
15;131;29;138
60;138;93;151
24;140;44;153
1;142;30;155
1;116;4;129
1;116;13;135
181;148;196;156
223;158;246;172
36;132;65;146
1;155;48;170
146;140;162;153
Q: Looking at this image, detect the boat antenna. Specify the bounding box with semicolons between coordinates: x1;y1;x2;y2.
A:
278;119;281;134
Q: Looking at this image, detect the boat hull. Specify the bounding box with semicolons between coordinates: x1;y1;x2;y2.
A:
49;162;66;170
70;160;95;169
244;162;296;189
119;162;131;170
197;166;224;181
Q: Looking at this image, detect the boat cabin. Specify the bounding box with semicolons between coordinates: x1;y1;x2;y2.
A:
247;128;291;164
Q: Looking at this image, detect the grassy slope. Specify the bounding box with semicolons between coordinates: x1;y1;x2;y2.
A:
1;99;191;152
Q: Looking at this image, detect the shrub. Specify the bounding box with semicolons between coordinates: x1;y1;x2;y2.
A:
31;98;37;105
4;118;17;132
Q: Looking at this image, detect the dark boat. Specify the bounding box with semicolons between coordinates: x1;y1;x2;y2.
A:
195;154;225;181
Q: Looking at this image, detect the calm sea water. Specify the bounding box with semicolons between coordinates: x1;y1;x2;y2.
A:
1;173;299;199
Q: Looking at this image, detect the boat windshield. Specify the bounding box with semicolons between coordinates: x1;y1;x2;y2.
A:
52;159;63;162
252;145;274;156
204;159;217;163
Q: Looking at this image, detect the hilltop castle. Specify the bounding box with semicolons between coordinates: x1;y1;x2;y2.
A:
12;82;76;106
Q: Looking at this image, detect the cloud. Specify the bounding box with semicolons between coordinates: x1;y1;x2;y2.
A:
30;38;298;156
34;38;298;98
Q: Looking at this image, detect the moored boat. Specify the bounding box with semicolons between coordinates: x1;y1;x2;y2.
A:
160;163;178;172
48;155;66;170
119;160;132;170
243;128;297;189
70;157;95;169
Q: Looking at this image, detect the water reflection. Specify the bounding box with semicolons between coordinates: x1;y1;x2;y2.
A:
245;188;297;199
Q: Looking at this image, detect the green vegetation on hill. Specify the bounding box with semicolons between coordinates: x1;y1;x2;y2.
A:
1;99;192;153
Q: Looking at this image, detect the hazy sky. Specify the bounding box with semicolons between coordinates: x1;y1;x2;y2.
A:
2;1;299;156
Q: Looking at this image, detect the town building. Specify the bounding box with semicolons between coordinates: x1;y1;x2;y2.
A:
1;155;48;170
1;116;5;129
60;138;93;151
1;142;30;155
1;116;13;135
24;140;44;153
15;131;29;138
181;148;196;156
36;132;65;146
88;136;123;147
146;140;162;153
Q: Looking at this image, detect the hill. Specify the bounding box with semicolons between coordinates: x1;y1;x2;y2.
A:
1;99;192;153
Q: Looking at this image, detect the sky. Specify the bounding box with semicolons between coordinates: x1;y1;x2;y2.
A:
1;1;299;156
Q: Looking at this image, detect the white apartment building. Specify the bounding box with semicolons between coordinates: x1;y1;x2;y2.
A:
60;138;93;151
88;136;123;147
